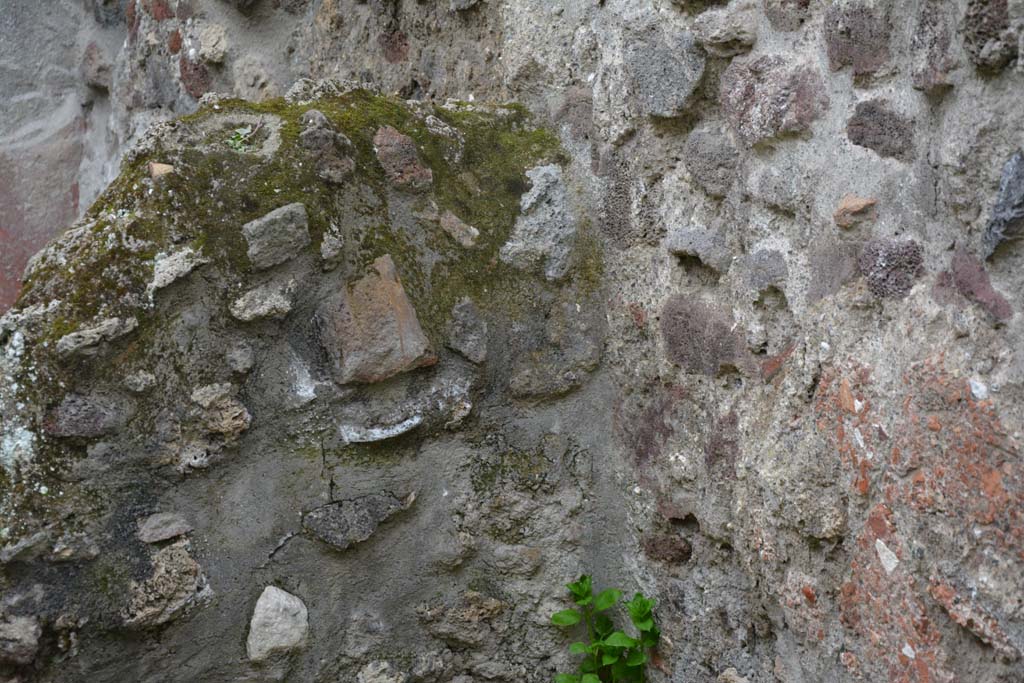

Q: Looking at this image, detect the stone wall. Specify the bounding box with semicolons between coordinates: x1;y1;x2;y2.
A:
2;1;1024;682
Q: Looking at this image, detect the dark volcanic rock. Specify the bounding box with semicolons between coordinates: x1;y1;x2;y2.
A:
858;239;924;299
303;493;415;551
963;0;1017;72
846;100;915;162
683;124;740;198
982;150;1024;258
823;0;892;78
43;393;133;439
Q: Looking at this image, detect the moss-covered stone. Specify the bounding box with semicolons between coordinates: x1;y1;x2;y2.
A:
1;87;581;554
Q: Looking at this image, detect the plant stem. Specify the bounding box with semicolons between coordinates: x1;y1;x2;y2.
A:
582;604;597;674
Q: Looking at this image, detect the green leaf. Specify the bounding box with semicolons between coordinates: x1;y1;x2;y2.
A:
602;650;620;666
640;626;661;648
567;575;592;598
626;593;654;620
551;609;582;626
580;657;598;673
554;675;579;683
594;614;615;636
569;642;588;655
604;631;639;648
581;675;601;683
626;649;647;666
632;615;654;631
611;659;638;681
594;588;622;611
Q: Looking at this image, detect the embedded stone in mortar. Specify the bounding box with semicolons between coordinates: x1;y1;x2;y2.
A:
316;254;436;384
147;248;210;298
246;586;309;662
983;149;1024;258
56;316;138;357
241;203;311;270
499;164;576;280
373;125;433;191
302;492;416;551
720;54;829;147
229;279;297;321
137;512;193;544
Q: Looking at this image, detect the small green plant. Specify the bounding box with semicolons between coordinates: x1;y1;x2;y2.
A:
224;119;264;152
550;575;659;683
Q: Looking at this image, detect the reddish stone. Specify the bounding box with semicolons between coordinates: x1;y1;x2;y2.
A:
801;586;817;605
823;1;892;78
834;194;877;228
815;364;877;496
179;55;210;99
372;126;432;191
316;254;436;384
720;54;829;147
951;248;1013;321
761;341;796;381
379;30;409;64
168;29;183;55
627;302;647;329
146;0;174;20
839;503;954;683
126;0;140;42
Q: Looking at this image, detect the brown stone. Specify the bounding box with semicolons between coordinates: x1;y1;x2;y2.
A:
823;1;892;78
179;55;210;100
951;248;1013;321
847;100;915;162
641;533;692;564
373;126;433;191
833;194;877;228
910;0;956;94
317;254;437;384
168;29;183;55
